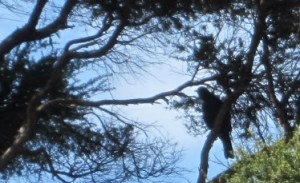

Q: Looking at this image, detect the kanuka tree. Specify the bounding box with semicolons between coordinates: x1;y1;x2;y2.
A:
169;0;300;182
1;0;300;183
0;0;201;182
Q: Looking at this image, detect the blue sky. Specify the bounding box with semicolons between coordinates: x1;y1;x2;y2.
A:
111;63;232;182
0;3;233;182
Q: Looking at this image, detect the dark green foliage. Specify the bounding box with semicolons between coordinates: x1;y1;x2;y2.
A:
0;42;166;182
82;0;196;30
0;44;86;165
1;0;300;182
266;2;300;47
0;0;191;181
172;0;300;141
229;132;300;182
84;0;196;17
0;46;71;151
168;1;300;180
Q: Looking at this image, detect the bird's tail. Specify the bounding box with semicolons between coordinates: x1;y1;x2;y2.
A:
220;133;234;159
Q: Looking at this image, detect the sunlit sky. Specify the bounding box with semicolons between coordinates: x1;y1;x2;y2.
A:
0;4;234;183
111;63;232;182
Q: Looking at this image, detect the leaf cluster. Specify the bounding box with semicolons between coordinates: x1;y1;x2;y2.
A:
229;132;300;183
173;0;300;141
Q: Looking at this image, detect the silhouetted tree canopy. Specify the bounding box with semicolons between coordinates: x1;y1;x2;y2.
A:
1;0;300;183
169;0;300;182
0;0;197;182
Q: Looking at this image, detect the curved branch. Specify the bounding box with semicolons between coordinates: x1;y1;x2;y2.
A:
0;94;39;170
66;15;113;52
197;94;237;183
261;37;293;137
37;76;217;111
0;1;80;170
70;21;125;59
0;0;48;59
242;0;267;84
33;0;78;40
197;1;269;182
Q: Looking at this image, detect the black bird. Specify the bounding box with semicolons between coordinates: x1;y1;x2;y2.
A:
197;87;234;159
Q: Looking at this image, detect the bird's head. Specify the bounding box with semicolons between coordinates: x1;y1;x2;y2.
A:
196;87;210;100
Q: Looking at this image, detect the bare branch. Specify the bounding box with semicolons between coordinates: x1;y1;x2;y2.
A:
261;37;293;137
70;21;125;59
242;0;267;83
37;76;217;111
33;0;78;40
0;1;80;169
0;0;48;59
197;89;242;183
0;94;39;170
67;15;113;52
197;1;269;182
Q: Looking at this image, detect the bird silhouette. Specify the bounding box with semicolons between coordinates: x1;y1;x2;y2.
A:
197;87;234;159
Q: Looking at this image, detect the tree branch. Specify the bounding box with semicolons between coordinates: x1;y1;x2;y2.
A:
209;168;234;183
70;21;125;59
242;0;267;83
0;1;80;170
37;76;217;111
67;15;113;51
197;1;269;182
0;0;48;59
197;89;242;183
0;0;78;65
261;37;293;137
32;0;78;40
0;94;39;170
